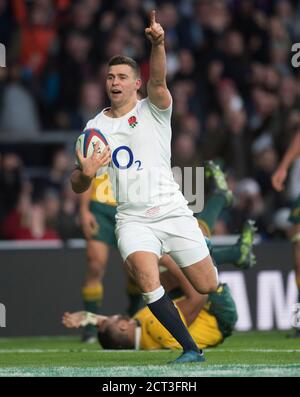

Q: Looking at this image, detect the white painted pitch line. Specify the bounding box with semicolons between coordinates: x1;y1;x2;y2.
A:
0;364;300;378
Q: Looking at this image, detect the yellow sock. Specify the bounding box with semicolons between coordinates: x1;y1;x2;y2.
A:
82;283;103;304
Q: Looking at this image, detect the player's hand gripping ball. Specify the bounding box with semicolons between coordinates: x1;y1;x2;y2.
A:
76;128;110;177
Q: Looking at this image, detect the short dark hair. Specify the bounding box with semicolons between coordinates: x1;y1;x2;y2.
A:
108;55;140;78
97;316;134;350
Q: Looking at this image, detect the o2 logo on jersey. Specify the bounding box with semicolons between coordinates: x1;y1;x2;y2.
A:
112;146;143;171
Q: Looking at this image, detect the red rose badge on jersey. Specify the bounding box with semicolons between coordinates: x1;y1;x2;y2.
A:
128;116;138;128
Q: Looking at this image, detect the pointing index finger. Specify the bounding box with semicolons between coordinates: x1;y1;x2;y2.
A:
150;9;156;25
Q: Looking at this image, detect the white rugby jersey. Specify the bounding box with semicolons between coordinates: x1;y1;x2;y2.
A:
85;98;189;221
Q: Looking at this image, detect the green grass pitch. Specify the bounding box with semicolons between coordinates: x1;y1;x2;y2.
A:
0;331;299;377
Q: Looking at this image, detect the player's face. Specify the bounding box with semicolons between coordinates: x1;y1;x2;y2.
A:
99;314;134;333
106;64;141;107
111;315;133;330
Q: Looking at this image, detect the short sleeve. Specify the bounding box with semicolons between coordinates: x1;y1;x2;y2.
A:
145;97;172;125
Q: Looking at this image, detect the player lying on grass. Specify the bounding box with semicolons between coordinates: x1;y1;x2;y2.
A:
63;254;238;350
197;160;257;270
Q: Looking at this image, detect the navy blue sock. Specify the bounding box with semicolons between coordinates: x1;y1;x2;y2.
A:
148;293;199;353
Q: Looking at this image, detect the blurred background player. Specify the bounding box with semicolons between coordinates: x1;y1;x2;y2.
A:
171;128;257;268
272;128;300;338
79;172;115;343
200;160;256;269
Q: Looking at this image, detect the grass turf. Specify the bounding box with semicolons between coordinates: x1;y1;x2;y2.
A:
0;331;299;377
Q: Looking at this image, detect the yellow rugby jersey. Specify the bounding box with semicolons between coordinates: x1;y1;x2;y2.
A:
134;300;223;350
90;173;117;206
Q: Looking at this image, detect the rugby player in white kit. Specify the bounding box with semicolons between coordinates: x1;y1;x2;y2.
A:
71;10;218;364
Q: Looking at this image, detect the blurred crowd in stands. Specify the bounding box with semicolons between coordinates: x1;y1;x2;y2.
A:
1;0;300;241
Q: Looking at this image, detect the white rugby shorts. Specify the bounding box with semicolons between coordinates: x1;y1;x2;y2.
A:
115;211;209;267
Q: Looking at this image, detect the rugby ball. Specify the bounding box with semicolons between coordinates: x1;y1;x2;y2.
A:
75;128;109;176
76;128;108;157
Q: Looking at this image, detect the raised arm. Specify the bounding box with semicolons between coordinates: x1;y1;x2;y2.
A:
145;10;171;110
272;130;300;192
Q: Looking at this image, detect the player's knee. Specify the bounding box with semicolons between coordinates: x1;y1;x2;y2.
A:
86;255;106;279
206;279;218;293
195;266;218;294
86;265;102;280
196;282;217;294
87;252;106;271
